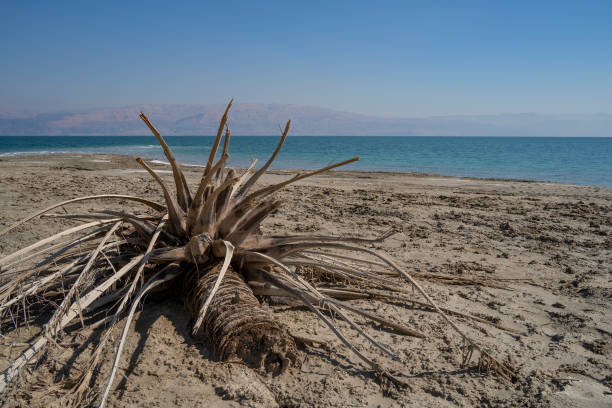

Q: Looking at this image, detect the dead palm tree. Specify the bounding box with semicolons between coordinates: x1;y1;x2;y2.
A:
0;101;516;407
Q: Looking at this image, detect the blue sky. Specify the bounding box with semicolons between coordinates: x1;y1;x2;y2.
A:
1;0;611;117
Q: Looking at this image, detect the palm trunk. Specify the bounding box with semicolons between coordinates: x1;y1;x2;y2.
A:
181;261;300;375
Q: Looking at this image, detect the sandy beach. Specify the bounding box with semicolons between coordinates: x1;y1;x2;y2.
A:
0;153;610;407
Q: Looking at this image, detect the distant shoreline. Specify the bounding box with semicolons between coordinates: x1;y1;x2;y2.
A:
1;135;612;137
2;103;611;137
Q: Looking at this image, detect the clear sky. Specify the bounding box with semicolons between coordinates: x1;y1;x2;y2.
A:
1;0;611;117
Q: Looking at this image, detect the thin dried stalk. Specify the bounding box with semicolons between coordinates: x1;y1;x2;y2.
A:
0;219;121;267
0;255;144;393
139;113;192;210
46;222;122;336
135;158;186;236
313;243;516;381
191;240;234;334
236;120;290;198
0;195;164;236
203;100;233;177
98;267;180;408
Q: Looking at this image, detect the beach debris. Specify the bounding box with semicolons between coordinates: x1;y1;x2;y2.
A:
0;101;517;406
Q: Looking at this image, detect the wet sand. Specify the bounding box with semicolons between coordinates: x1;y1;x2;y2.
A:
0;153;611;407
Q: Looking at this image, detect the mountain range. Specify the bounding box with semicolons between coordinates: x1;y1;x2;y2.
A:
0;104;610;136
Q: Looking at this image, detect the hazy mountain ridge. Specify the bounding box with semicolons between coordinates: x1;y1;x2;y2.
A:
0;104;610;136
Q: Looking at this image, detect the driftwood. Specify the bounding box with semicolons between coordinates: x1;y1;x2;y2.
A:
0;101;518;406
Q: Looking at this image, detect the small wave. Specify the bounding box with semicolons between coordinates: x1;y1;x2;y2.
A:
0;150;70;157
149;159;204;168
149;159;170;165
121;169;173;174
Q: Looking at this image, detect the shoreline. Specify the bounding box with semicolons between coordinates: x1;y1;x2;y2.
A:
1;152;609;190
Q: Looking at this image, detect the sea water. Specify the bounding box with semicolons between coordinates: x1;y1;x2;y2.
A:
0;136;610;187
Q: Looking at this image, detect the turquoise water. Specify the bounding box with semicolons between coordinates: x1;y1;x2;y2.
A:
1;136;611;187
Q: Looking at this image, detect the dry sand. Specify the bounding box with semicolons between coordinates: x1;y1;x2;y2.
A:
0;153;610;407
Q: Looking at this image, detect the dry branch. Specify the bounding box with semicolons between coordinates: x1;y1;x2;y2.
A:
0;101;520;405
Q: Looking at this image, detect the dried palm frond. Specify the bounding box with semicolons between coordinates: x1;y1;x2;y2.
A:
0;101;518;406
